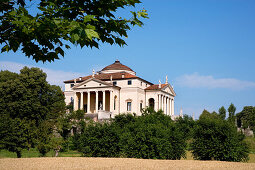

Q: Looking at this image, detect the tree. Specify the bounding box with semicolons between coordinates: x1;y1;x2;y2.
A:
0;67;65;157
219;106;226;120
191;117;249;162
175;115;196;140
0;116;28;158
0;0;148;62
199;109;219;120
236;106;255;133
228;103;236;124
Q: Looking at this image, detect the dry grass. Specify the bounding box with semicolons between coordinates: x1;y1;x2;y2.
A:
1;157;255;170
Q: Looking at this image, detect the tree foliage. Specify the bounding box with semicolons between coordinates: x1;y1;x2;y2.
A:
219;106;226;120
0;67;65;157
191;116;249;162
228;103;236;124
236;106;255;132
0;0;148;62
175;115;196;140
77;110;187;159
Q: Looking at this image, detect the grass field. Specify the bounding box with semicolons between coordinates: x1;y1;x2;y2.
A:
1;157;255;170
0;149;81;158
1;149;255;163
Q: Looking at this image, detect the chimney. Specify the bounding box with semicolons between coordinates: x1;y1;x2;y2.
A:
166;75;168;84
79;77;82;81
159;80;161;88
122;74;125;78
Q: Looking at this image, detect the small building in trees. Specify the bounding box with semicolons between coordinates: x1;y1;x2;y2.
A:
64;60;176;120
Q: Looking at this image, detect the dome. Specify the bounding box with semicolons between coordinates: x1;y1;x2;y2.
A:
100;60;136;75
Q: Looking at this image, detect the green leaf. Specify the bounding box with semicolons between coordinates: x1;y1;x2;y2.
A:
85;29;99;40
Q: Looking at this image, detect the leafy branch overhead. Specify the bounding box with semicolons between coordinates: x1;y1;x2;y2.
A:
0;0;148;62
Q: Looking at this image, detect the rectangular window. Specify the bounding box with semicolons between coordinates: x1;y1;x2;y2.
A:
140;82;142;86
128;80;132;85
127;102;132;111
140;103;143;111
113;81;117;86
70;84;74;88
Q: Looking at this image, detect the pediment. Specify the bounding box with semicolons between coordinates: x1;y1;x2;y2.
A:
73;78;112;89
162;84;176;96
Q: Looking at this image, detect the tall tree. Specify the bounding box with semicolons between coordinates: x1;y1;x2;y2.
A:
0;67;65;157
228;103;236;124
0;0;148;62
236;106;255;133
219;106;226;120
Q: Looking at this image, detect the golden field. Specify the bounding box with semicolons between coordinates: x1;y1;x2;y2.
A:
1;157;255;170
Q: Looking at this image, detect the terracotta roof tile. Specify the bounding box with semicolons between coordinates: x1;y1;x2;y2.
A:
64;72;138;83
101;60;134;72
145;84;168;90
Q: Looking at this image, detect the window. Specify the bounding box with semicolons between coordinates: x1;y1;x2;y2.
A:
140;82;142;86
127;102;132;111
70;97;74;104
113;81;117;86
128;80;132;85
140;103;143;111
146;84;147;87
70;84;74;88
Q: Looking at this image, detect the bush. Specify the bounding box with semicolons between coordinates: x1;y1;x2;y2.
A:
77;111;187;159
78;123;119;157
191;117;249;162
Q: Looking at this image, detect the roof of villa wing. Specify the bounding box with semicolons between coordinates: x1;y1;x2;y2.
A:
145;84;168;90
63;72;153;85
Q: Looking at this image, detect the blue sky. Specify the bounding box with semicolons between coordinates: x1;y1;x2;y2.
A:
1;0;255;118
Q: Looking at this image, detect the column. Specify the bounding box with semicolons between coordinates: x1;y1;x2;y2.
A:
156;95;159;111
109;90;113;112
74;92;78;110
87;91;90;113
165;97;169;115
169;98;172;115
168;98;171;115
95;91;98;113
163;96;166;114
80;92;84;110
172;99;174;115
103;90;106;111
161;95;163;110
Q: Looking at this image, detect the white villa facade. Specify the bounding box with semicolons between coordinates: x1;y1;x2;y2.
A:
64;60;176;120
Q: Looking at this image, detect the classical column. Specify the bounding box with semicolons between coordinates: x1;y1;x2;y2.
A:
87;91;90;113
162;96;164;112
80;92;84;110
172;99;174;115
165;96;168;115
103;90;106;111
95;91;98;113
109;90;113;112
167;98;171;115
163;96;166;114
74;92;78;111
169;98;172;115
156;95;159;111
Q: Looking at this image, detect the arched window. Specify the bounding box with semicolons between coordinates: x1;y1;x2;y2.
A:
149;98;155;110
114;95;117;110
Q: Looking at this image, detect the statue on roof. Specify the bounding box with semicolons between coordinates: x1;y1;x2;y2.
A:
92;69;95;77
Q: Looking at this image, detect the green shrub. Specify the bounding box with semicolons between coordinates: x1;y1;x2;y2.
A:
77;111;187;159
78;123;120;157
191;117;249;162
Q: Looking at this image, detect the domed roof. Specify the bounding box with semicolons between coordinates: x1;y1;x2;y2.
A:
101;60;134;72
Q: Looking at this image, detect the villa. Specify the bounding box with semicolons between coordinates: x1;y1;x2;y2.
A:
64;60;176;120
